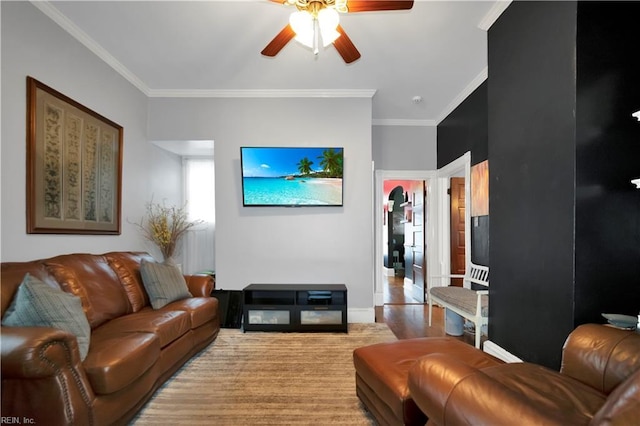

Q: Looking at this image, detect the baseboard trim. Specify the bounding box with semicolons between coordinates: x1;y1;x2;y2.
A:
348;308;375;323
483;340;523;363
374;291;384;306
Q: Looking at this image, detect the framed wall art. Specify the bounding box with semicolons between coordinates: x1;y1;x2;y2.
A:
26;76;123;234
471;159;489;217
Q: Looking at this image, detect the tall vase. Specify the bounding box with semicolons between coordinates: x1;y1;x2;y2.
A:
162;256;182;273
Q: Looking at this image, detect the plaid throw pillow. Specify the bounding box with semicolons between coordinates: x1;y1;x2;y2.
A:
2;273;91;360
140;260;192;309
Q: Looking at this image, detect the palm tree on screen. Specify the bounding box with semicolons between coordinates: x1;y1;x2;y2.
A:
318;149;343;178
297;157;313;175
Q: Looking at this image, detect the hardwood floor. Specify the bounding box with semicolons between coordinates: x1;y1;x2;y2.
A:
376;274;475;345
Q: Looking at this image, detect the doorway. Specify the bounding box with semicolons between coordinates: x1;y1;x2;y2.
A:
449;177;466;286
433;152;471;289
374;171;436;306
386;186;406;281
383;180;425;304
374;156;470;307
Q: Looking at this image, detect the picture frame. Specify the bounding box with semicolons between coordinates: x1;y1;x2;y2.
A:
471;159;489;217
26;76;123;234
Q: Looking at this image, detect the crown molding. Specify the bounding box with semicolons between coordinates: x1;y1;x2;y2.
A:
372;119;436;127
436;67;488;125
30;0;465;126
147;89;377;98
478;0;512;31
30;1;150;96
417;0;511;126
29;3;376;102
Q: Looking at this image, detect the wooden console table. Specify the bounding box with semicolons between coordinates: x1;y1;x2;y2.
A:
242;284;348;333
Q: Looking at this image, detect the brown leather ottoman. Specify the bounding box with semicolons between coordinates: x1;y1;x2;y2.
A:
353;337;503;425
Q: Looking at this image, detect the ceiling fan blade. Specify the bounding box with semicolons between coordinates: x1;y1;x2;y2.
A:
261;24;296;57
346;0;414;13
333;25;361;64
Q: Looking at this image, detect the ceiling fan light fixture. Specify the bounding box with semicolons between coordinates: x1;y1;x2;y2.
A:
289;4;340;51
334;0;348;14
318;7;340;46
264;0;413;62
289;10;315;48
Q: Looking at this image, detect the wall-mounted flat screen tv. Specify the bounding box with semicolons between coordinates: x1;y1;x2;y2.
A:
240;147;344;207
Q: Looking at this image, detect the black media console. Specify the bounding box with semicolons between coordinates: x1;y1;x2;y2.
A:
242;284;348;333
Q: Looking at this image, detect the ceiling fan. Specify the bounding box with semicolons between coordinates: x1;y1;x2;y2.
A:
261;0;414;63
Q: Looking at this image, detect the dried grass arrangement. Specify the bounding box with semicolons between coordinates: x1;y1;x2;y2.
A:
135;200;202;263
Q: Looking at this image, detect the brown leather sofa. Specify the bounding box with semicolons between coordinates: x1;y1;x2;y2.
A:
1;251;220;426
355;324;640;425
409;324;640;425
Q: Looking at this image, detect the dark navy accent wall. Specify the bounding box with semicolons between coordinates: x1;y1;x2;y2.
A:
574;2;640;324
489;1;577;367
438;82;490;267
472;216;490;266
437;82;488;169
437;2;639;368
488;1;640;368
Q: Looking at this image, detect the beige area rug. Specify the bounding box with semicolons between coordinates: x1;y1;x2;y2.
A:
132;323;396;425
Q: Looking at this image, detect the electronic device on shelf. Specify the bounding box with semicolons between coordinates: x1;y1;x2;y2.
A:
307;290;332;305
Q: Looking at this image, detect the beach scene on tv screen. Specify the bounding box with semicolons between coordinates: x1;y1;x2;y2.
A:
241;147;343;206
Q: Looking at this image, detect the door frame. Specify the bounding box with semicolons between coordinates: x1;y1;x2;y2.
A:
433;152;471;288
374;170;437;305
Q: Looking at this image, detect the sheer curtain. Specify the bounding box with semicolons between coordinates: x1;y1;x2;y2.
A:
183;158;215;274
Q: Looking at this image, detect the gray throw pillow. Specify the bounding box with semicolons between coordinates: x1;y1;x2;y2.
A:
140;260;192;309
2;274;91;360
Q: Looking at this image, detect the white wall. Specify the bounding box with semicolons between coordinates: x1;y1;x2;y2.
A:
0;2;178;261
0;2;432;318
143;148;184;261
148;97;375;314
372;125;437;170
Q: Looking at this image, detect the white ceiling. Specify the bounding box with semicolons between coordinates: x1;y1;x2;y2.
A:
38;0;509;125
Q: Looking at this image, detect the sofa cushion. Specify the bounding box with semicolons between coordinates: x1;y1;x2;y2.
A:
591;368;640;425
44;263;93;318
84;330;160;395
105;252;155;312
94;309;191;348
1;274;91;360
140;260;192;309
1;261;59;316
410;358;606;426
430;286;488;317
45;254;131;328
163;297;219;329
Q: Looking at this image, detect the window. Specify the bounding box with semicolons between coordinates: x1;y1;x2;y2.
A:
184;158;215;223
183;157;215;274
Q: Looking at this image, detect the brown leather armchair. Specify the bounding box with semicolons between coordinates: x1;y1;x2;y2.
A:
408;324;640;425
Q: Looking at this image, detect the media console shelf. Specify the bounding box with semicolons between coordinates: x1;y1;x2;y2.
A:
243;284;348;333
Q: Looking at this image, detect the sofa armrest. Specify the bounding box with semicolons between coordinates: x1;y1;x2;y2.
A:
1;326;82;378
561;324;640;394
1;326;95;424
184;274;214;297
